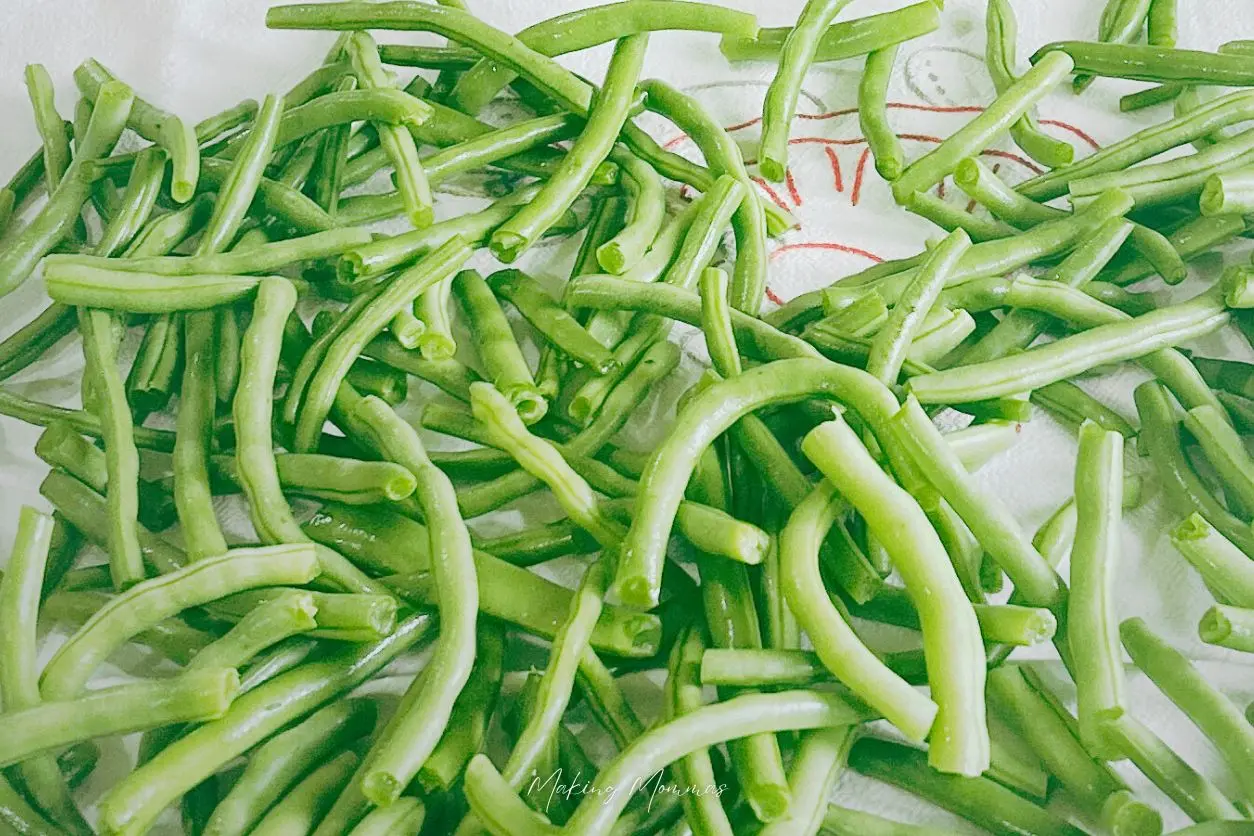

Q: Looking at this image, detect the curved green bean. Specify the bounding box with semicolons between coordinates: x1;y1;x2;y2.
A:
859;46;905;180
487;269;617;372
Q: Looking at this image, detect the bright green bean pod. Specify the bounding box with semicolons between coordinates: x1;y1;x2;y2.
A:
820;806;963;836
596;151;665;274
491;34;647;262
1070;421;1128;759
1121;617;1254;798
78;308;144;590
347;797;425;836
1200;604;1254;652
235;278;307;543
892;52;1075;202
0;81;133;299
1200;168;1254;216
337;393;479;804
45;262;261;313
204;699;377;836
986;0;1075;168
454;268;547;424
24;64;71;189
1171;513;1254;604
175;311;228;561
346;32;434;227
0;668;240;771
1184;404;1254;511
200;95;284;254
189;591;318;672
859;46;905;181
759;0;855;182
0;303;78;382
99;613;435;835
781;480;938;740
867;229;971;384
760;727;855;836
902;191;1018;242
1110;214;1248;286
908;290;1229;405
411;274;455;359
295;237;472;451
1032;41;1254;87
803;415;987;775
699;267;741;376
1148;0;1177;45
487;269;618;372
663;175;746;291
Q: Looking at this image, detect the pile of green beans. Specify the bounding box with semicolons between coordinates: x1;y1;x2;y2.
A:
4;1;1254;834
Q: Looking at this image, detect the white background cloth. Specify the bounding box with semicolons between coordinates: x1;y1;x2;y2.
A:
3;1;1254;831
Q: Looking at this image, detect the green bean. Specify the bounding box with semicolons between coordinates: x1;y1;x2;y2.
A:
1139;385;1254;556
760;727;854;836
346;33;434;227
125;312;182;419
74;59;198;201
1074;0;1154;92
849;737;1087;836
1120;82;1185;111
0;187;13;234
1032;41;1254;87
987;665;1162;836
860;46;905;181
0;81;132;299
1069;421;1128;759
1171;513;1254;603
99;612;435;835
1123;617;1254;800
0;508;91;835
721;2;940;63
447;2;755;114
23;64;70;189
781;479;938;740
804;414;987;774
0;303;77;382
234;277;308;544
204;699;376;836
759;0;855;182
251;751;360;836
334;393;480;803
363;335;481;403
0;667;240;771
699;647;928;688
0;772;61;836
596;153;665;274
1199;604;1254;652
454;267;547;424
296;237;471;451
1105;712;1244;824
473;520;596;565
309;79;356;215
45;261;261;312
488;269;617;372
211;452;418;504
95;147;168;258
1147;0;1177;45
908;309;976;365
39;543;318;700
1185;403;1254;512
1109;214;1248;285
892;52;1075;202
75;307;146;592
492;35;646;263
379;42;480;68
819;806;962;836
986;0;1074;168
57;743;100;791
908;290;1228;405
175;312;228;560
1201;168;1254;216
419;624;506;793
202;95;285;253
868;230;971;384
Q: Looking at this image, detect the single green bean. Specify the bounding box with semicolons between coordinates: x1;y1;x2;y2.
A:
1200;604;1254;651
1122;617;1254;799
491;34;647;263
45;262;261;313
487;269;617;372
1201;168;1254;216
759;0;855;182
804;415;988;775
1171;512;1254;603
1185;403;1254;512
175;311;228;560
860;46;905;181
892;52;1075;202
0;303;77;382
597;152;665;274
24;64;71;190
251;752;360;836
760;727;855;836
1109;214;1248;285
1032;41;1254;87
190;591;318;672
454;267;546;424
